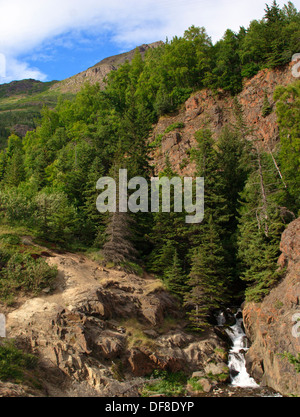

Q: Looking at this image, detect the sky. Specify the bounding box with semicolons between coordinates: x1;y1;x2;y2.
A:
0;0;299;83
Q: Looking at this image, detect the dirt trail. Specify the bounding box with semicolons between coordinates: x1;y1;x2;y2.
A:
6;247;121;332
6;240;164;335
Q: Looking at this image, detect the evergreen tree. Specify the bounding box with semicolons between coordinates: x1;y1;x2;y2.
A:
216;126;251;300
190;129;229;236
147;156;188;275
102;161;139;266
262;90;273;117
184;216;227;331
212;29;242;94
237;147;291;301
3;135;25;187
274;81;300;210
164;249;187;300
102;210;139;265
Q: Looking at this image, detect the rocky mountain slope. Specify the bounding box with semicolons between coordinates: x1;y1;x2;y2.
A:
4;240;230;397
243;217;300;397
1;217;298;397
149;62;295;176
0;42;162;145
147;61;300;397
50;42;163;94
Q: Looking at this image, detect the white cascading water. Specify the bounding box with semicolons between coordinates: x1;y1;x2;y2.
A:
217;309;259;388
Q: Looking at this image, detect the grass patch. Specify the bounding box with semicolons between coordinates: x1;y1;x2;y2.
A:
86;250;144;276
207;371;230;382
275;300;284;309
141;370;187;397
187;376;204;392
120;318;157;351
144;280;166;295
214;347;228;362
149;122;185;148
158;315;185;334
0;340;37;383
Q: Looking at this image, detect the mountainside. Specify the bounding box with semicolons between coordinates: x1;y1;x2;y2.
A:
50;42;163;94
3;237;231;397
0;2;299;398
0;60;298;398
149;62;295;176
0;42;162;147
147;62;300;396
0;79;58;99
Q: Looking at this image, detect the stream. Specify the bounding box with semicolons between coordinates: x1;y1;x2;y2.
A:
214;308;282;397
223;309;259;387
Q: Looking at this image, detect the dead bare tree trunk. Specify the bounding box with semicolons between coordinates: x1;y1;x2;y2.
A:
266;144;287;189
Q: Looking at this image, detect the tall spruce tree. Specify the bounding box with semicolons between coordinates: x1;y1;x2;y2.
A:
237;147;292;301
216;126;251;300
185;216;227;330
147;155;188;274
102;160;139;266
164;249;187;300
183;130;231;328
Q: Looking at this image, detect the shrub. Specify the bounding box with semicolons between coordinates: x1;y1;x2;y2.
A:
141;370;187;397
187;376;204;392
0;252;57;301
0;340;37;382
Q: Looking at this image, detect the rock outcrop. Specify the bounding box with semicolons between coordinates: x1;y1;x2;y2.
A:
149;62;295;176
243;217;300;396
5;247;228;397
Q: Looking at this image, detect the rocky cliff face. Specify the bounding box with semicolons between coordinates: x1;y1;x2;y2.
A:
243;217;300;397
149;62;295;176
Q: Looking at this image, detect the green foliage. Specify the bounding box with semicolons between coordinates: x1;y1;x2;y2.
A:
0;2;298;332
164;250;187;300
187;377;204;392
212;29;243;94
185;217;228;330
274;80;300;209
0;250;57;302
262;91;273;117
281;352;300;373
141;370;187;397
0;340;37;382
149;122;185;148
237;149;290;301
239;1;300;75
34;192;79;242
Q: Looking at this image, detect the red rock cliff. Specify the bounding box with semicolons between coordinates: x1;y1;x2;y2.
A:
243;217;300;397
149;62;295;176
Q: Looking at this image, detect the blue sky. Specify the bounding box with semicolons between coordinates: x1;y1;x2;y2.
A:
0;0;298;83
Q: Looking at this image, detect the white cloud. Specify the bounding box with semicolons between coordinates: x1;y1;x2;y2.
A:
0;0;297;82
0;55;47;84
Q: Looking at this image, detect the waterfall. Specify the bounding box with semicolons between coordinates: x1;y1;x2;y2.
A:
217;309;259;388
